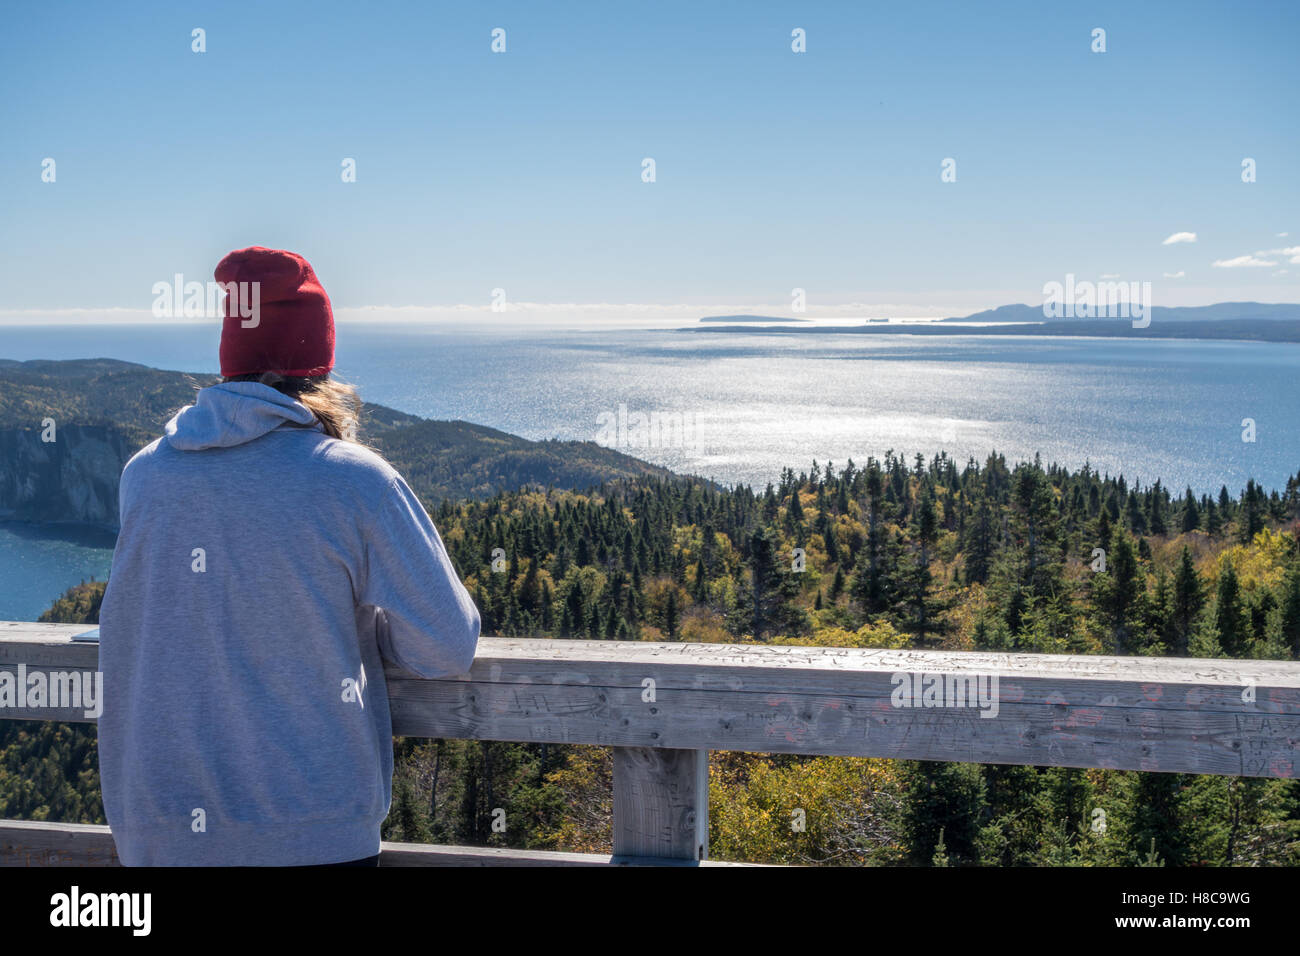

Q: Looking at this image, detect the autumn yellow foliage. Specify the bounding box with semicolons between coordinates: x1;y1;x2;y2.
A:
709;753;903;864
1212;528;1292;593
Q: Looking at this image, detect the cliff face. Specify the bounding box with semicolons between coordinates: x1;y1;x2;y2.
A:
0;424;142;528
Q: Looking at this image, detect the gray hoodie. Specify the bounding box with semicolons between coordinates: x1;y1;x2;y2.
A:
98;381;480;865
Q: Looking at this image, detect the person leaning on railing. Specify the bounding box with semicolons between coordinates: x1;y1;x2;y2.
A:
97;246;481;866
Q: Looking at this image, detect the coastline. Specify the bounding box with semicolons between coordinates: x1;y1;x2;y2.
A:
683;318;1300;344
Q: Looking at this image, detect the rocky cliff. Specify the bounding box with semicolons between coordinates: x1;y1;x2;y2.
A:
0;423;142;528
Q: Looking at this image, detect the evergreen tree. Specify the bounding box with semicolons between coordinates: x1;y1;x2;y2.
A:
691;555;708;603
1096;507;1113;554
963;494;996;585
1010;466;1062;601
1206;498;1222;537
1147;484;1167;536
735;527;806;640
1171;547;1204;656
1279;564;1300;658
787;485;805;527
1126;491;1147;535
663;589;680;640
1097;532;1143;653
903;489;949;645
1215;562;1249;657
1122;772;1191;866
902;761;987;866
1181;487;1200;533
853;529;907;619
830;565;846;602
1241;479;1266;543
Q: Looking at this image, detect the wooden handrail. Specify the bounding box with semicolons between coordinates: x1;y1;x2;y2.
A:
2;620;1298;865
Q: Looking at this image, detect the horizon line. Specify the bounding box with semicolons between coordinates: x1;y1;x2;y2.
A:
3;297;1300;327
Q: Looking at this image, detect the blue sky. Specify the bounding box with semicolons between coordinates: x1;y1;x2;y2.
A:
1;0;1297;321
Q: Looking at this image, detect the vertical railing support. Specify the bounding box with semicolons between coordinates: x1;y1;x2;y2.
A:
612;747;709;862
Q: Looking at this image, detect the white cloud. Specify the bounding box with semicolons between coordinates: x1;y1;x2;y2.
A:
1278;232;1290;238
1212;255;1278;268
1229;245;1300;265
1162;231;1197;245
1162;271;1185;278
1099;273;1120;279
1273;270;1290;276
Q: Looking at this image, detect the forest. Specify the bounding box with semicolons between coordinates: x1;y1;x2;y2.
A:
6;449;1300;865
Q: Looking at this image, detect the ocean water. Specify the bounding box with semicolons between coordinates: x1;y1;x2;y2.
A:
0;522;115;621
1;321;1298;620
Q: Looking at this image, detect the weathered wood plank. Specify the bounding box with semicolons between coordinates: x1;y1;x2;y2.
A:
382;842;748;866
612;747;708;860
12;625;1295;719
0;820;753;867
6;624;1300;699
2;625;1297;776
385;680;1298;776
0;819;121;867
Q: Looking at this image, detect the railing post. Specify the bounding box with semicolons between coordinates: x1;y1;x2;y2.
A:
612;747;709;862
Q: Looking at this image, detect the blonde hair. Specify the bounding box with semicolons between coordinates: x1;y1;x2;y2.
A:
221;371;362;443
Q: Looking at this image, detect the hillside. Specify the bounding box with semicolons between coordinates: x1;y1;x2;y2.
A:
0;358;422;438
0;358;676;526
369;419;672;502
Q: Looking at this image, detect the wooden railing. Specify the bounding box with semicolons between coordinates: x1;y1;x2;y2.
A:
2;620;1298;865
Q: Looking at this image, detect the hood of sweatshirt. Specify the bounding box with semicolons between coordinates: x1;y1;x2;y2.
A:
164;381;321;451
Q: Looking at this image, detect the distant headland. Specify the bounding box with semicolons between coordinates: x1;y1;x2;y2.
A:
690;302;1300;343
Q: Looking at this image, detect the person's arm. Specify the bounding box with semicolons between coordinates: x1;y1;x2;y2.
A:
359;475;480;677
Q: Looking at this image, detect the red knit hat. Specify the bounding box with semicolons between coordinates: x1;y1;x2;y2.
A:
216;247;335;377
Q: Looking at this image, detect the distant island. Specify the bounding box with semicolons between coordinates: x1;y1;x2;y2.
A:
941;301;1300;324
699;314;810;323
690;302;1300;343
